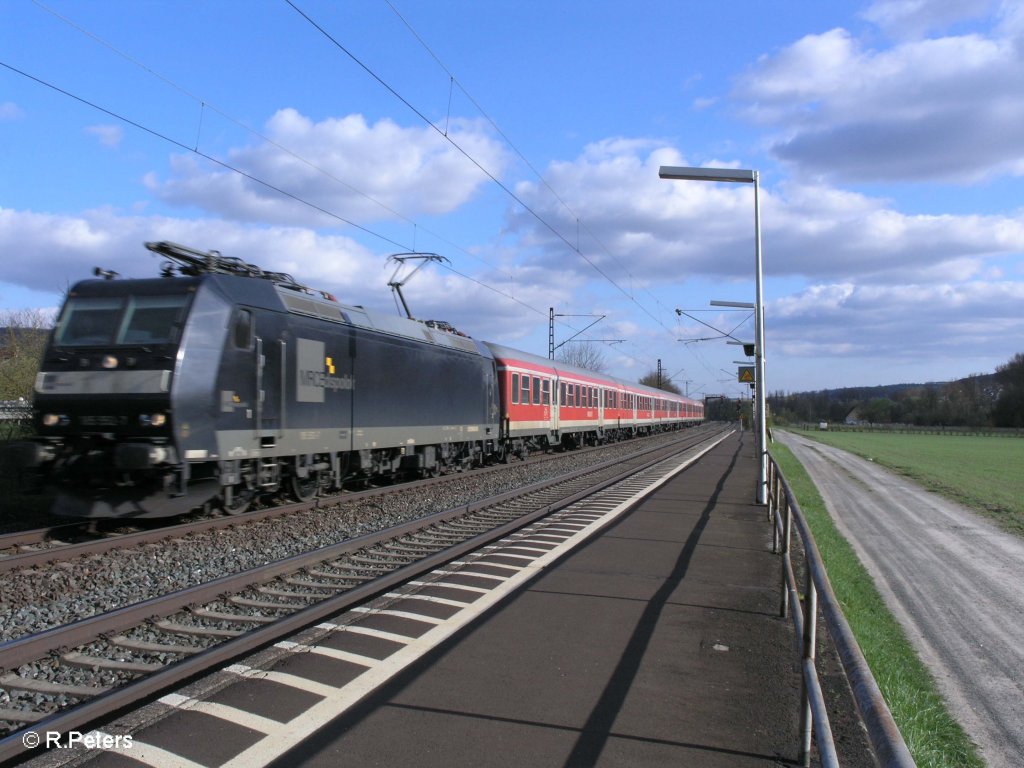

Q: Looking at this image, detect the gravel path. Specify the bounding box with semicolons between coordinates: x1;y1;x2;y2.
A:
776;430;1024;768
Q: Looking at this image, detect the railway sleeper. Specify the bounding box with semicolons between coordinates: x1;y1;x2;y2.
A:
258;585;335;600
228;596;300;611
307;567;372;582
0;707;47;724
153;619;243;639
347;553;414;567
109;635;205;656
188;606;277;624
62;652;163;674
284;575;352;590
384;543;443;556
0;672;110;698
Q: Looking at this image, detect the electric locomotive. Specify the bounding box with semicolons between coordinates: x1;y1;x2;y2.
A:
14;241;501;517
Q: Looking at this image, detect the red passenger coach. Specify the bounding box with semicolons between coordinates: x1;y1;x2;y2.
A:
483;342;703;456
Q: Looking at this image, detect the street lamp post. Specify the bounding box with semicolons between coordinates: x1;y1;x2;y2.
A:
659;165;767;505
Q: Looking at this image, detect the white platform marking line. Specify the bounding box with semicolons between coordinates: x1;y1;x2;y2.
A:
428;571;506;583
406;579;489;595
337;624;417;644
219;436;730;768
352;607;446;625
276;640;379;668
227;664;338;698
451;560;521;572
383;592;466;608
157;693;279;733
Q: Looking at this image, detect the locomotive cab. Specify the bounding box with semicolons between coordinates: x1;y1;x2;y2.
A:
19;275;213;517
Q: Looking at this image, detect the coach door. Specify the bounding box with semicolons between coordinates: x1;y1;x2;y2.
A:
253;315;286;447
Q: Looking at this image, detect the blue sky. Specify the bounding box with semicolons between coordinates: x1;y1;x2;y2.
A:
2;0;1023;398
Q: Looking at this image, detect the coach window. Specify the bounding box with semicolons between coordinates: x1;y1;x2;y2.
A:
532;376;541;405
511;373;519;404
560;382;566;406
542;379;551;405
521;375;530;404
233;309;253;349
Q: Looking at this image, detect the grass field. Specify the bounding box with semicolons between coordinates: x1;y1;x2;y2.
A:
770;442;984;768
787;428;1024;537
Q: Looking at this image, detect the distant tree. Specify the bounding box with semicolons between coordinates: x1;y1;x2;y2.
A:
860;397;895;424
638;371;682;394
992;353;1024;428
557;341;608;373
0;309;52;400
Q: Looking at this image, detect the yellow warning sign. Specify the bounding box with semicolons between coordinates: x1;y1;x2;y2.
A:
738;366;755;383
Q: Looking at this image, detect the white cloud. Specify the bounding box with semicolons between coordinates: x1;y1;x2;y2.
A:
85;124;124;148
0;102;24;121
507;142;1024;284
733;10;1024;182
0;207;376;299
146;109;510;227
861;0;994;40
770;279;1024;362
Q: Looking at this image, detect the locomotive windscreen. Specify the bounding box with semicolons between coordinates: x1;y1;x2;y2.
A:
54;293;192;346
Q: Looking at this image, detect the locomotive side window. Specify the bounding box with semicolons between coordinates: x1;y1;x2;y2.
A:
532;376;541;405
233;309;254;349
512;373;519;404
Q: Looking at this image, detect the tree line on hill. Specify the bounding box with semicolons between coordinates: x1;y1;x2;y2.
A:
768;353;1024;429
4;312;1022;429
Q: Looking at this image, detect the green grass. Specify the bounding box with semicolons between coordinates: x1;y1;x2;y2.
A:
770;442;984;768
788;429;1024;538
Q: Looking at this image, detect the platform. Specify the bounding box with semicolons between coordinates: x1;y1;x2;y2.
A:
69;430;843;768
267;429;806;767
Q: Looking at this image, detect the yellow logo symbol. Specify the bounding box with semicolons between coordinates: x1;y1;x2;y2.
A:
326;357;335;375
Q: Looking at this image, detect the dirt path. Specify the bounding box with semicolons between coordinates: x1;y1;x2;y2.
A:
775;430;1024;768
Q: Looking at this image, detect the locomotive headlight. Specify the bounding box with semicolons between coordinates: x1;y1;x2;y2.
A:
139;413;168;427
101;355;119;369
42;413;69;427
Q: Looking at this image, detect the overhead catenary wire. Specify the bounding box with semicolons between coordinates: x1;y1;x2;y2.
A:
24;0;622;354
285;0;682;344
13;2;701;377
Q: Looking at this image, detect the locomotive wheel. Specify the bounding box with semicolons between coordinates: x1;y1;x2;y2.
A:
290;472;320;502
221;485;254;515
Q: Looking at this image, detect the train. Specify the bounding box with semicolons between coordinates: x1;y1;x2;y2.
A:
11;241;704;518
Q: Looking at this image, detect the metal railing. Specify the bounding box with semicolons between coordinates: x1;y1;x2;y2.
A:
0;400;32;422
767;455;916;767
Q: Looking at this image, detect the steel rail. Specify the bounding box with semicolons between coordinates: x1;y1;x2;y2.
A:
1;428;716;668
0;428;726;763
0;427;718;572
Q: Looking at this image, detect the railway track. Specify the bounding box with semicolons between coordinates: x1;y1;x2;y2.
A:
1;426;728;764
0;429;706;572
